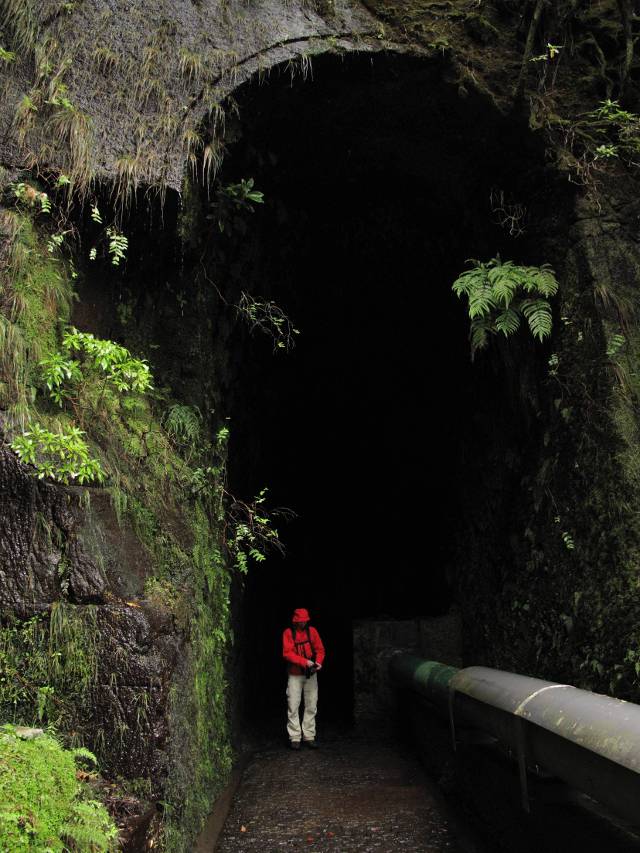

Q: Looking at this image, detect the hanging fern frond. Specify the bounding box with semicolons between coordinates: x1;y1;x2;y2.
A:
494;307;521;336
487;262;521;307
452;256;558;357
451;266;483;297
521;298;553;341
163;404;202;454
468;282;496;319
470;317;493;355
528;264;559;297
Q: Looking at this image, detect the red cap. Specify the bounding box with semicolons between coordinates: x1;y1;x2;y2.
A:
292;608;310;623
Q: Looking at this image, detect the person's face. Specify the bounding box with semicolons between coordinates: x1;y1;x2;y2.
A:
293;620;308;631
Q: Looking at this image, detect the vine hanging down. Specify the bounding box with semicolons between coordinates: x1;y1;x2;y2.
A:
452;256;559;358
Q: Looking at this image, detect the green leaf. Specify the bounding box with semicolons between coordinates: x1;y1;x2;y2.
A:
452;268;484;297
470;318;492;357
522;298;553;341
489;265;520;308
494;307;521;336
468;284;496;319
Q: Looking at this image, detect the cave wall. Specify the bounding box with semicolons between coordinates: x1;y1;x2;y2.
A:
0;198;233;852
455;172;640;696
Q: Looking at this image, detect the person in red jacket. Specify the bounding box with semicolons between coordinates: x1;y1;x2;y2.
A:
282;608;325;749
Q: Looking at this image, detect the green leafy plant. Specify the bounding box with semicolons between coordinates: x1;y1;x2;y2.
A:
212;178;264;233
12;330;153;485
590;98;637;124
220;177;264;206
39;349;82;404
47;82;75;111
576;100;640;164
452;256;559;357
40;328;152;409
105;226;128;266
607;332;626;358
594;143;619;160
62;329;152;392
225;488;289;574
163;404;202;455
13;182;51;214
236;291;300;352
47;231;69;254
530;42;562;62
10;423;105;484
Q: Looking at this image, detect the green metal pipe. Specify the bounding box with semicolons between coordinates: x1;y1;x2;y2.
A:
388;653;459;713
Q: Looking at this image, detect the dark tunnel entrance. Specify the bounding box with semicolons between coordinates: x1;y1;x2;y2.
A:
76;51;571;733
189;51;568;731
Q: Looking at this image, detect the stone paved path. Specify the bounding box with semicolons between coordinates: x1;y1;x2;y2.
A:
215;734;462;852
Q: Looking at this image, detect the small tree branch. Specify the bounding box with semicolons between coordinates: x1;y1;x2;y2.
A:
515;0;547;102
617;0;634;96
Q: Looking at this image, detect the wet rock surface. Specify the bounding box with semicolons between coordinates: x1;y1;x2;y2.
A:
216;733;460;852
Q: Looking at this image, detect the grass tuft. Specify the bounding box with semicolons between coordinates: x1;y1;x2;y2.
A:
45;107;94;193
0;0;37;53
179;48;205;85
92;45;120;75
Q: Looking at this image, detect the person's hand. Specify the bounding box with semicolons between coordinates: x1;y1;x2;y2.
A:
314;662;322;671
306;659;315;668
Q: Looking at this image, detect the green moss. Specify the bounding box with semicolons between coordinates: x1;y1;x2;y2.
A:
0;211;72;417
0;728;117;852
70;342;233;848
163;503;232;852
0;603;99;738
0;194;234;851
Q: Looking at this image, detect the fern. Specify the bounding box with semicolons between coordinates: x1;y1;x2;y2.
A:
487;262;521;306
61;799;118;852
470;318;492;354
452;256;558;357
494;307;521;336
521;298;553;341
71;746;97;766
468;283;496;319
163;404;202;454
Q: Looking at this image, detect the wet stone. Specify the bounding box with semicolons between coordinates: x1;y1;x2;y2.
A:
216;734;460;852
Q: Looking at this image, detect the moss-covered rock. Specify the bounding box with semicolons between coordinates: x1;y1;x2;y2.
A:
0;726;118;851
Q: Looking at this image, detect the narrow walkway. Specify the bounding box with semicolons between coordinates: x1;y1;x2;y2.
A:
215;733;462;852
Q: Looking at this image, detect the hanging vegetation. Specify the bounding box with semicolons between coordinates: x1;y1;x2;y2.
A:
452;257;559;358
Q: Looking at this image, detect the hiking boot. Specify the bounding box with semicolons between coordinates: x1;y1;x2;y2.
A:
289;740;301;750
303;739;319;749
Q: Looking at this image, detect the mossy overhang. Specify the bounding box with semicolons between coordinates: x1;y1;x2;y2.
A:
0;0;529;192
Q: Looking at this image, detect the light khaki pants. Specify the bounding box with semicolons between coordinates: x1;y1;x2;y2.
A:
286;673;318;742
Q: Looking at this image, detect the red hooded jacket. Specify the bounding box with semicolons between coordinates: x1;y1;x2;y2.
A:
282;608;325;676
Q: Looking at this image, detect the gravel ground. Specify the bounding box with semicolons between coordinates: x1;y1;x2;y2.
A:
215;733;461;852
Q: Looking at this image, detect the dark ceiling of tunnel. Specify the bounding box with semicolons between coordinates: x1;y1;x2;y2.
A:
193;52;559;719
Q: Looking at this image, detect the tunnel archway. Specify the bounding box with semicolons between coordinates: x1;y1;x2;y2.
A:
182;50;571;730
